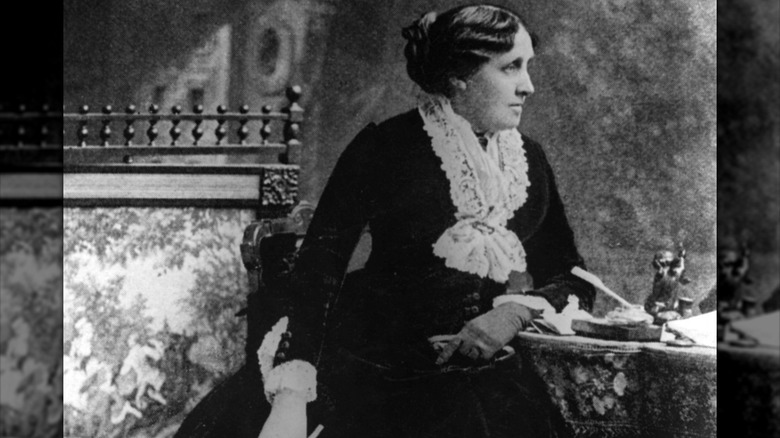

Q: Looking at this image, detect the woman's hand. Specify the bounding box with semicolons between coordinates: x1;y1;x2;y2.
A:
436;302;539;365
258;390;308;438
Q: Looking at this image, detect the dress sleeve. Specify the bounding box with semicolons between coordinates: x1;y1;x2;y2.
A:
521;142;596;312
273;123;381;368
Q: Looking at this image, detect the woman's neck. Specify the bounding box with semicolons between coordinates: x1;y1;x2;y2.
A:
449;93;492;134
474;131;489;150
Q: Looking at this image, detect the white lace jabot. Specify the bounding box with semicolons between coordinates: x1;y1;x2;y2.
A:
419;95;531;283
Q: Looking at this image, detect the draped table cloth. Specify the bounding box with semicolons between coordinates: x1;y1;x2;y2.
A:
513;332;716;438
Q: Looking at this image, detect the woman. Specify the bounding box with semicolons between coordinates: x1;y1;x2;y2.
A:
177;4;595;438
259;4;595;437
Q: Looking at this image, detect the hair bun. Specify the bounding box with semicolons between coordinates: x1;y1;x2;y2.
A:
403;12;438;93
401;11;437;43
402;5;527;97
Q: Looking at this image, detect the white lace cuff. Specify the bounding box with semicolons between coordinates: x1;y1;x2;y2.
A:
263;359;317;403
257;316;317;403
257;317;289;379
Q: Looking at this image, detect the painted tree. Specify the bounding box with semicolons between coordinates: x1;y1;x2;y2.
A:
0;208;63;438
63;207;253;437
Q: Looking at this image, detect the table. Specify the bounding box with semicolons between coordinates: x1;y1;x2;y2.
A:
513;332;716;438
717;343;780;437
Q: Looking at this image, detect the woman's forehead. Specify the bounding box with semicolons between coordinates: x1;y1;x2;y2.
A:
492;29;534;63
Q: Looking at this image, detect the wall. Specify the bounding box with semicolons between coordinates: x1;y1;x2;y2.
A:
64;0;236;110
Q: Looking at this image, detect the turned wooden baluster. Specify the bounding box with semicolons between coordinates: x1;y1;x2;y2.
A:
147;104;160;146
16;105;27;147
192;104;204;146
282;86;303;164
40;104;50;147
61;105;66;145
170;105;182;145
260;105;272;145
100;105;113;146
215;105;228;145
123;105;136;163
238;104;250;146
77;105;89;147
124;105;136;146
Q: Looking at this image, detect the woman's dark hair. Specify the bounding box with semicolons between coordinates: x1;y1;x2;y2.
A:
402;4;538;97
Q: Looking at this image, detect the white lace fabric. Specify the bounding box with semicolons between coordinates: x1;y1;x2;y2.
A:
419;95;531;283
257;316;317;403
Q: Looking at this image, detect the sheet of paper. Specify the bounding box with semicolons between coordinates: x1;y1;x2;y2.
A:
665;311;717;347
730;311;780;348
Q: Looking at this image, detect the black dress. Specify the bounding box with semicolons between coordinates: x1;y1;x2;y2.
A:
175;109;595;438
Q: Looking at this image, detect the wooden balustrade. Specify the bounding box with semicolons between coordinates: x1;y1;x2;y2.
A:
0;104;63;150
0;86;305;211
62;86;303;165
0;104;63;205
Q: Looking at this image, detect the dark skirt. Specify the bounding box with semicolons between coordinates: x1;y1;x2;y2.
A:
314;344;572;438
174;345;571;438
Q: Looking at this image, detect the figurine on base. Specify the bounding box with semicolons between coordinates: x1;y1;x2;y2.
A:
644;247;692;325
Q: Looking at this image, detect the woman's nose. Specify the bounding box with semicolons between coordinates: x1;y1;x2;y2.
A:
517;71;534;97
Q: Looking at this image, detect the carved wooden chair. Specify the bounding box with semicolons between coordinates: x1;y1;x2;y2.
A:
238;202;316;369
174;202;317;438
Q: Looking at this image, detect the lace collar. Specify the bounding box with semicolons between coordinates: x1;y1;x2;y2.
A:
418;94;531;283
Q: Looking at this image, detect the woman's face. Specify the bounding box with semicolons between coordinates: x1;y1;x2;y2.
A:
450;28;535;133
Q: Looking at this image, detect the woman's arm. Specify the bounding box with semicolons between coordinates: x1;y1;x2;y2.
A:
281;123;381;366
256;124;382;438
258;123;381;405
521;140;596;312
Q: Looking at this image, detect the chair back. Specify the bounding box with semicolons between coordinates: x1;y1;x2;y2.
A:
238;202;315;369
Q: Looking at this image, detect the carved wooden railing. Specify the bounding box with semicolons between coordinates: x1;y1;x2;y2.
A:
61;86;304;212
0;104;63;148
63;87;302;163
0;104;63;206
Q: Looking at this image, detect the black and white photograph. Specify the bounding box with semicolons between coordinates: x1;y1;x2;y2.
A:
59;1;722;437
0;0;775;437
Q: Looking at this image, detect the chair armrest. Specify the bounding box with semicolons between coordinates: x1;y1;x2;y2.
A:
238;202;316;368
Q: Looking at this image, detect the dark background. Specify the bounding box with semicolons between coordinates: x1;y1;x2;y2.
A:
717;0;780;299
1;0;779;436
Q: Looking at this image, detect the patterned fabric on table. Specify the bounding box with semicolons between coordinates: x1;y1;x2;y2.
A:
513;333;716;438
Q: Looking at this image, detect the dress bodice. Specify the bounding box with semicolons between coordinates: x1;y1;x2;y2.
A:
283;109;594;367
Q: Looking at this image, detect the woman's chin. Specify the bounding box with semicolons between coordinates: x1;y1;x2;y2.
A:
499;120;521;131
499;114;522;131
